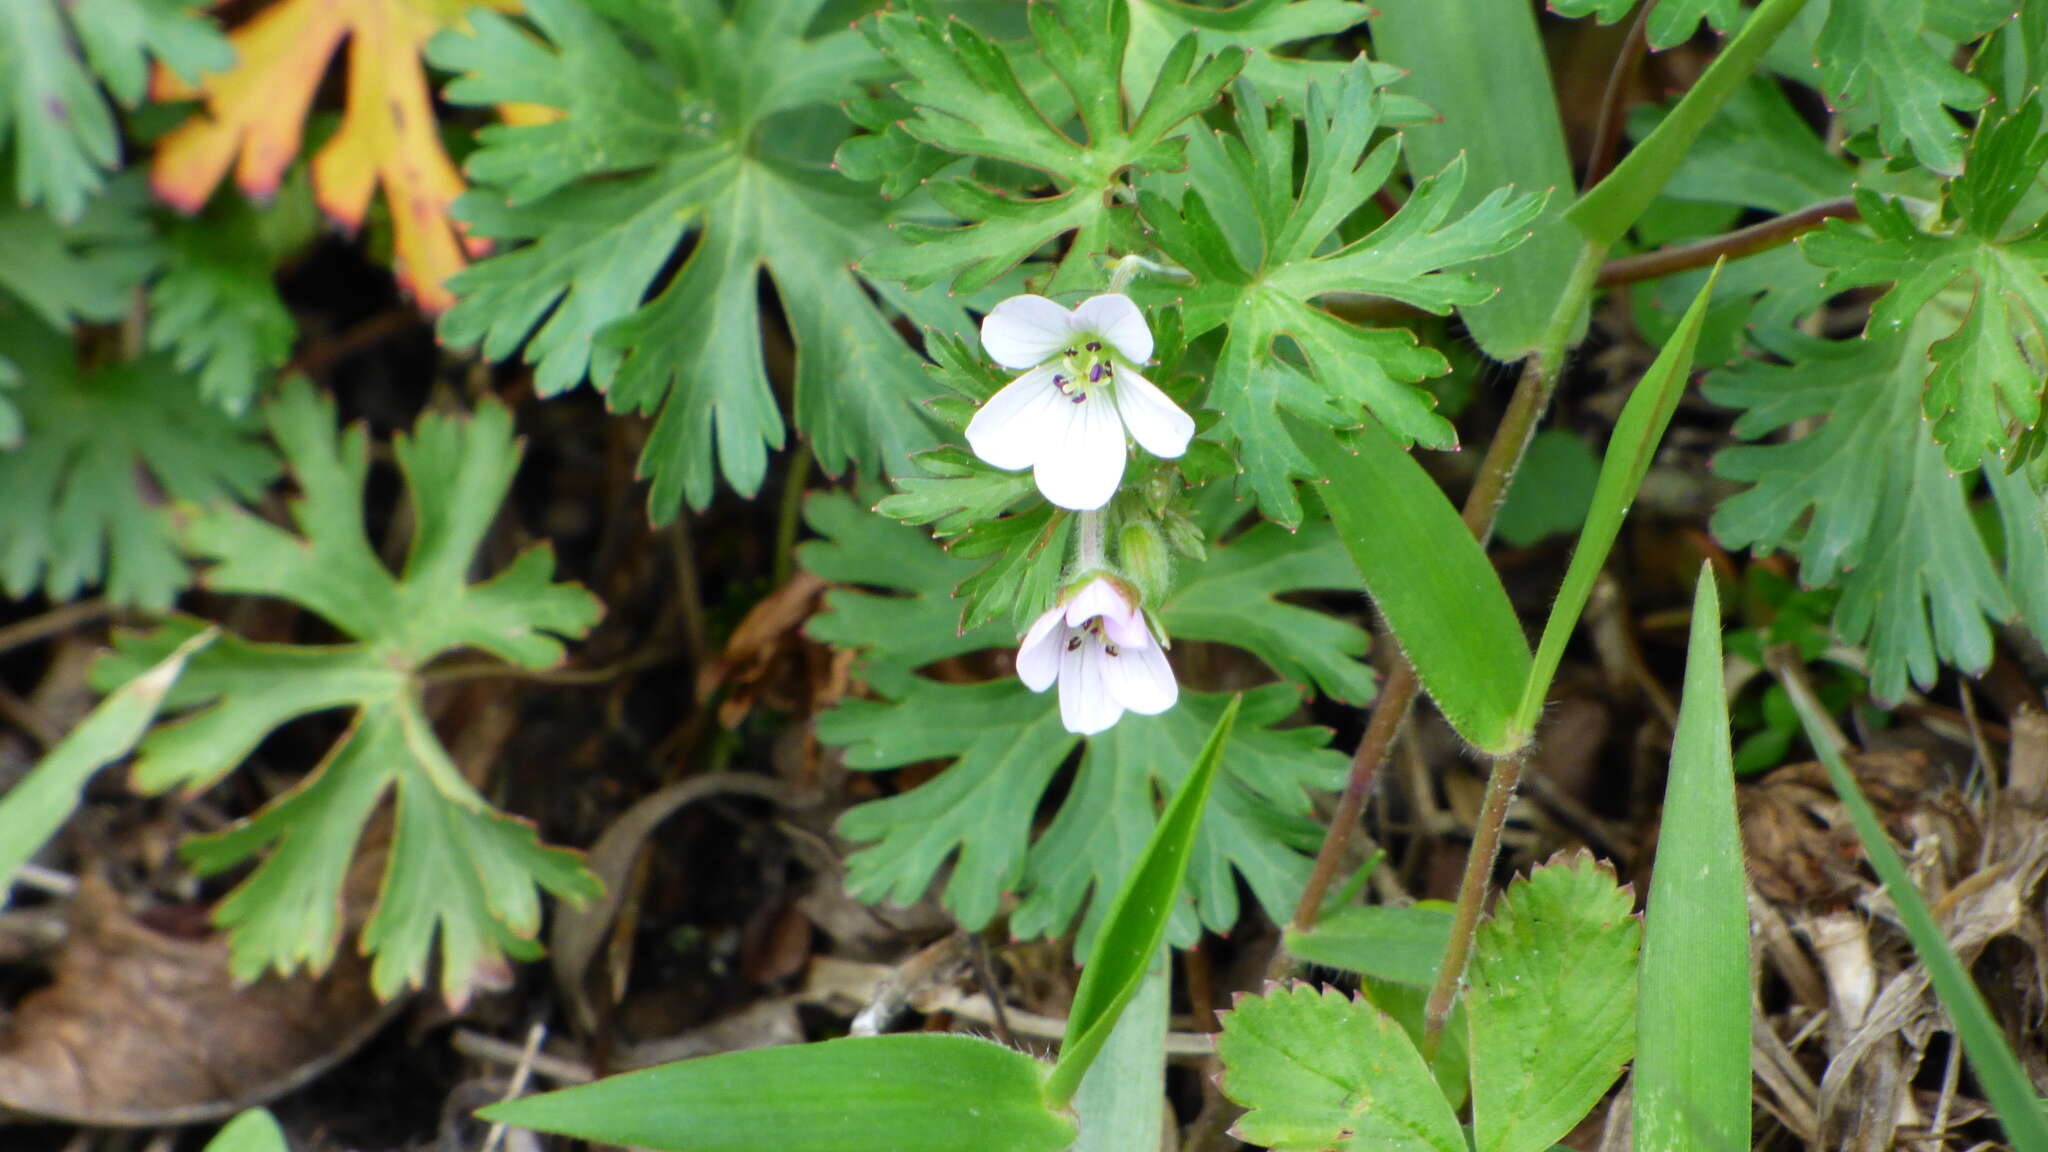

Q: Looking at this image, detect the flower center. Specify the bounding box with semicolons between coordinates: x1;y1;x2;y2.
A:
1052;340;1112;405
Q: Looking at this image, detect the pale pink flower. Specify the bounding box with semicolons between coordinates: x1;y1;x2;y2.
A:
1016;576;1178;735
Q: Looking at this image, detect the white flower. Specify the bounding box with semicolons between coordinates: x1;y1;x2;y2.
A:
1016;576;1178;735
966;293;1196;511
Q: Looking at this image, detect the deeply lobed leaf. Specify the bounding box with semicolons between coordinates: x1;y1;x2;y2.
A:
90;380;603;1003
435;0;965;518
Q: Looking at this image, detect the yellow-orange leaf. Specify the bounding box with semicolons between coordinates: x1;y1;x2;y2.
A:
151;0;516;312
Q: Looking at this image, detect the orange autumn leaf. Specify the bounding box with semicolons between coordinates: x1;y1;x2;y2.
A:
150;0;519;312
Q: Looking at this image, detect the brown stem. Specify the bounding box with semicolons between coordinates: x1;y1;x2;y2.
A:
1585;3;1653;188
1423;745;1530;1054
1287;353;1559;941
1597;196;1861;287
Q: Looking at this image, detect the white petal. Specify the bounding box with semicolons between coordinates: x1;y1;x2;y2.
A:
1112;364;1195;460
1101;607;1152;651
1016;606;1066;692
1059;640;1124;735
1063;576;1132;628
981;295;1077;370
966;366;1065;471
1103;639;1177;716
1032;389;1127;510
1070;294;1153;364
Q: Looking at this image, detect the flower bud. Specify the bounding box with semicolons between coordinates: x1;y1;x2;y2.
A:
1119;520;1171;606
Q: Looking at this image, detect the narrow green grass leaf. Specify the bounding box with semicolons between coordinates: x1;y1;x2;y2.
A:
1295;416;1530;753
202;1109;288;1152
1468;854;1640;1152
1566;0;1813;246
1514;265;1720;740
1370;0;1584;360
1635;567;1750;1152
0;627;214;908
1072;949;1168;1152
1047;694;1242;1107
1782;677;2048;1151
477;1034;1074;1152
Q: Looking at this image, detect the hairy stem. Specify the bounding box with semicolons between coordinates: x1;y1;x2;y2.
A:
1287;244;1604;944
1423;745;1530;1054
1597;196;1861;287
1077;508;1107;571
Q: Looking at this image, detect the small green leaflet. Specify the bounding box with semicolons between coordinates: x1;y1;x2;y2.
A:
1548;0;1741;50
801;491;1361;951
0;175;155;335
852;0;1246;294
432;0;967;519
1805;99;2048;472
1141;63;1544;524
0;0;229;221
1707;324;2044;703
1216;983;1464;1152
0;310;276;607
1466;854;1639;1152
89;381;603;1004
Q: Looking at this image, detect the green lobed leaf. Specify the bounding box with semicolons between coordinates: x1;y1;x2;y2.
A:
0;174;156;335
853;0;1246;294
202;1109;289;1152
1515;266;1718;740
1142;62;1546;522
1294;415;1530;754
1707;324;2021;703
1568;0;1814;247
1628;77;1855;218
1803;99;2048;472
1467;853;1640;1152
0;310;277;608
1782;678;2048;1151
0;0;229;221
1122;0;1390;112
1814;0;2010;175
432;0;966;520
89;380;603;1004
1047;694;1238;1106
1550;0;1743;49
1369;0;1584;359
1634;567;1750;1152
1216;982;1465;1152
1283;902;1453;987
478;1034;1074;1152
145;190;301;416
0;629;213;908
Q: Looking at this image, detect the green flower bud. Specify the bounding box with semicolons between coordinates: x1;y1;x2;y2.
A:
1119;520;1171;605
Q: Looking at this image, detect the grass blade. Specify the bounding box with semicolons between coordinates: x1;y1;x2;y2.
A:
0;627;214;907
1634;566;1750;1152
1566;0;1813;246
1045;694;1241;1107
1513;264;1719;740
1778;660;2048;1151
1071;948;1168;1152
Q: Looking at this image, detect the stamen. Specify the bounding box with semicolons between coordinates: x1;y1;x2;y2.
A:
1064;347;1078;357
1053;373;1070;394
1070;392;1086;404
1104;644;1120;658
1089;363;1107;384
1085;341;1101;352
1066;635;1082;652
